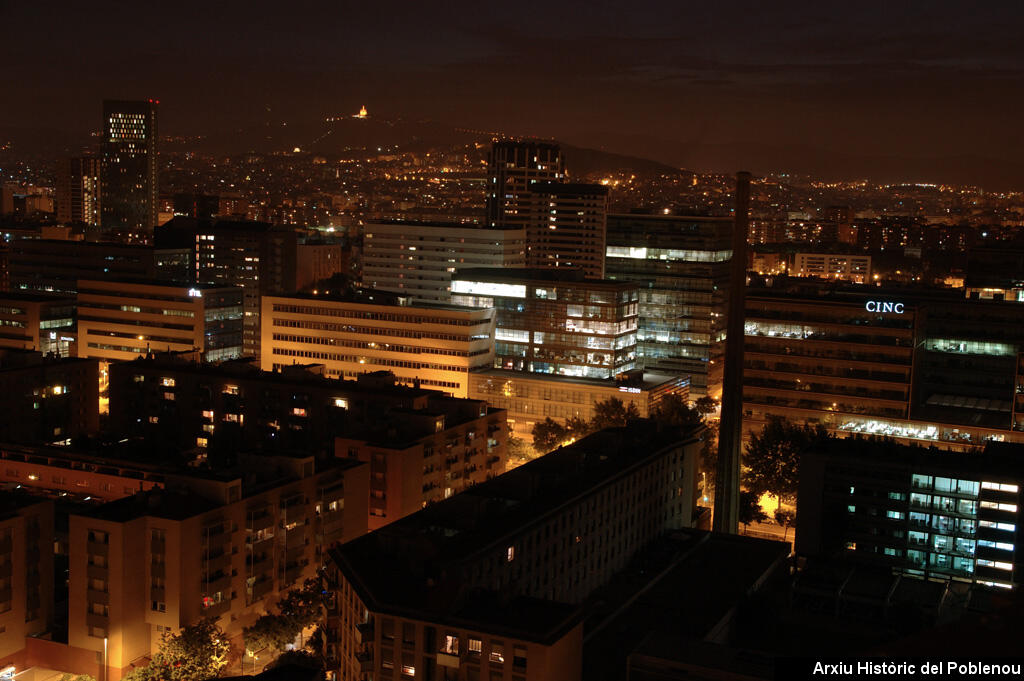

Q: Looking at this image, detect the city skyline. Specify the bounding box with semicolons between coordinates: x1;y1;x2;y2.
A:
4;2;1024;187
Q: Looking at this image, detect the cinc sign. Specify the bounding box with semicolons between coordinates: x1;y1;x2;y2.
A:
865;301;904;313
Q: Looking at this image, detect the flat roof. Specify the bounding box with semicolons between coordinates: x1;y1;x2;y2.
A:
331;422;704;637
267;289;487;314
814;437;1024;478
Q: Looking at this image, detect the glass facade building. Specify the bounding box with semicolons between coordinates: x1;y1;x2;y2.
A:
451;268;639;380
605;213;733;396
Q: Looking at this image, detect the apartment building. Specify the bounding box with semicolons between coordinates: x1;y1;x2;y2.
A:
797;438;1023;590
325;421;704;680
67;452;368;680
336;394;508;530
0;494;54;673
451;268;639;380
468;368;688;439
0;350;99;445
791;253;872;283
486;140;565;228
261;290;495;397
525;183;608;279
76;279;243;363
362;220;526;301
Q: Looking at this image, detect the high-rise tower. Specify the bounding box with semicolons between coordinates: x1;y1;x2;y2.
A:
100;99;158;243
486;140;564;227
56;156;102;226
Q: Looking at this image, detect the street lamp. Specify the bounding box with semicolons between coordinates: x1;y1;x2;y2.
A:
103;637;108;681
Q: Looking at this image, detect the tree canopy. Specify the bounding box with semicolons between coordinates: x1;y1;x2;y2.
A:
123;618;231;681
744;417;828;508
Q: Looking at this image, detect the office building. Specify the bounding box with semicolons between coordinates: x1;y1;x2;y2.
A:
336;392;508;529
0;293;75;356
742;283;1024;449
797;438;1024;590
0;494;55;672
468;368;687;439
452;268;639;380
100;100;159;243
362;220;526;301
77;279;243;363
0;349;99;445
523;183;608;279
158;218;299;358
64;451;367;680
56;156;102;226
7;239;190;295
261;290;495;396
605;213;733;397
486;140;565;228
791;253;872;283
325;420;703;681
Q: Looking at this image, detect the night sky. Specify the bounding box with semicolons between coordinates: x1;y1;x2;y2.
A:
4;1;1024;182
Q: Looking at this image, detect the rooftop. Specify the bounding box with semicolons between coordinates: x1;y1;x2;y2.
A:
473;367;686;391
813;436;1024;478
330;421;704;635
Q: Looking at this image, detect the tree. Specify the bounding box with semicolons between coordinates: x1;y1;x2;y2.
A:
699;428;718;503
650;393;702;428
531;417;567;453
506;435;534;464
269;649;324;672
743;417;828;511
564;415;593;442
591;397;640;430
245;577;326;653
738;490;768;531
124;618;231;681
694;396;718;418
775;508;796;541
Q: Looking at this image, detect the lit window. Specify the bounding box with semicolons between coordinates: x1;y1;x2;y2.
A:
506;546;515;562
442;634;459;654
292;407;307;417
468;638;482;657
333;398;348;409
490;642;504;664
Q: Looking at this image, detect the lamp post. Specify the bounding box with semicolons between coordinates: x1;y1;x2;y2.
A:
103;636;108;681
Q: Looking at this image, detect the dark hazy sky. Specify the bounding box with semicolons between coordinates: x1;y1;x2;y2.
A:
4;1;1024;177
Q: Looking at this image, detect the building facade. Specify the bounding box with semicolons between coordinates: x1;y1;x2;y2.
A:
0;293;75;357
468;368;688;439
100;100;158;243
261;291;495;396
67;453;367;680
486;141;565;228
0;350;99;445
362;220;526;301
76;279;244;363
743;284;1024;450
336;394;508;530
525;183;608;279
56;156;102;227
451;268;639;380
797;438;1023;590
792;253;872;283
325;421;703;681
157;218;299;358
605;213;733;397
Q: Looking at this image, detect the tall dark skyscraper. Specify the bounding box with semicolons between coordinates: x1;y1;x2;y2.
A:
56;156;101;226
100;99;158;243
486;140;564;227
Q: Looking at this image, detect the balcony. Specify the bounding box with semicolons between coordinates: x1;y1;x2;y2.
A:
356;651;373;673
149;586;164;603
85;612;108;629
151;562;166;579
355;620;374;644
247;511;274;532
87;540;109;555
202;598;231;618
86;564;107;580
204;551;232;572
151;537;166;554
437;652;460;668
250;579;274;600
204;573;232;594
89;588;110;605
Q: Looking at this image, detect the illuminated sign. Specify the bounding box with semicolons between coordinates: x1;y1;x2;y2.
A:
865;301;904;314
618;387;642;393
188;288;203;298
